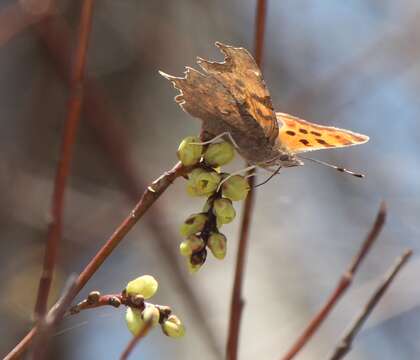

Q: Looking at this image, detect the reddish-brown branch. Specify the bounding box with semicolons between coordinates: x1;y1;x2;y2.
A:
226;1;267;360
4;162;189;359
329;249;412;360
4;328;37;360
254;0;267;66
280;202;387;360
34;0;96;318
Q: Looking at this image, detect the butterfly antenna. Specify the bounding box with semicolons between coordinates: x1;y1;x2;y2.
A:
298;156;365;178
254;164;282;188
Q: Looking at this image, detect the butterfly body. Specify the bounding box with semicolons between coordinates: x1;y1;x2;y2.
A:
160;42;369;171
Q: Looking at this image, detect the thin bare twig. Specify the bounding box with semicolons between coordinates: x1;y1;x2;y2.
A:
4;162;189;359
329;249;412;360
280;202;387;360
34;0;96;318
226;1;267;359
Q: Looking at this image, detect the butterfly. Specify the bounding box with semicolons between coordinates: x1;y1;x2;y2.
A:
159;42;369;177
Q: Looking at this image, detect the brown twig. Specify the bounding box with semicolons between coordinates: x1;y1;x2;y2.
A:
329;249;412;360
280;201;387;360
69;292;148;315
4;162;189;359
226;1;267;360
33;0;96;318
69;292;170;360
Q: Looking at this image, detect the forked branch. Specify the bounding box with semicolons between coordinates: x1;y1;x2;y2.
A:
280;202;387;360
329;249;412;360
4;162;189;360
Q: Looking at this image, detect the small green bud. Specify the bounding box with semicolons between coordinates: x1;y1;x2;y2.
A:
162;315;185;338
179;241;192;257
177;136;203;166
187;260;202;273
142;304;160;327
126;275;158;299
204;142;235;167
221;175;250;201
186;168;221;197
179;235;205;257
125;307;146;336
190;248;207;266
179;213;207;237
213;198;236;224
208;232;227;260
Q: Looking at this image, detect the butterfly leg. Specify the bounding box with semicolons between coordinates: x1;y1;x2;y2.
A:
216;165;256;191
191;131;240;150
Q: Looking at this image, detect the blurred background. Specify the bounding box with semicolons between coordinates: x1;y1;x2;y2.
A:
1;0;419;359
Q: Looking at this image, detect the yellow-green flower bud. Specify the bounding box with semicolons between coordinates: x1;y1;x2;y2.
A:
221;175;250;201
162;315;185;338
186;168;221;197
125;307;146;336
213;198;236;224
126;275;158;299
179;235;205;257
179;241;192;257
179;213;207;237
177;136;203;166
208;232;227;260
142;304;160;327
204;142;235;167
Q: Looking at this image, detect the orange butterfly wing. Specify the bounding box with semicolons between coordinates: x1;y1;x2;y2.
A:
276;112;369;153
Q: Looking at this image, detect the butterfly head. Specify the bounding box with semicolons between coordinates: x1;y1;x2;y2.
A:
259;152;303;170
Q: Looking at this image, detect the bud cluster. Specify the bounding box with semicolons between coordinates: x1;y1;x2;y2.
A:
177;136;251;272
124;275;185;338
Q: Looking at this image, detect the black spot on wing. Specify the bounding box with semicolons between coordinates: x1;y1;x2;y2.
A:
299;139;311;146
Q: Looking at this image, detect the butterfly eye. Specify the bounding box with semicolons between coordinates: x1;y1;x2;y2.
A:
279;155;289;162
